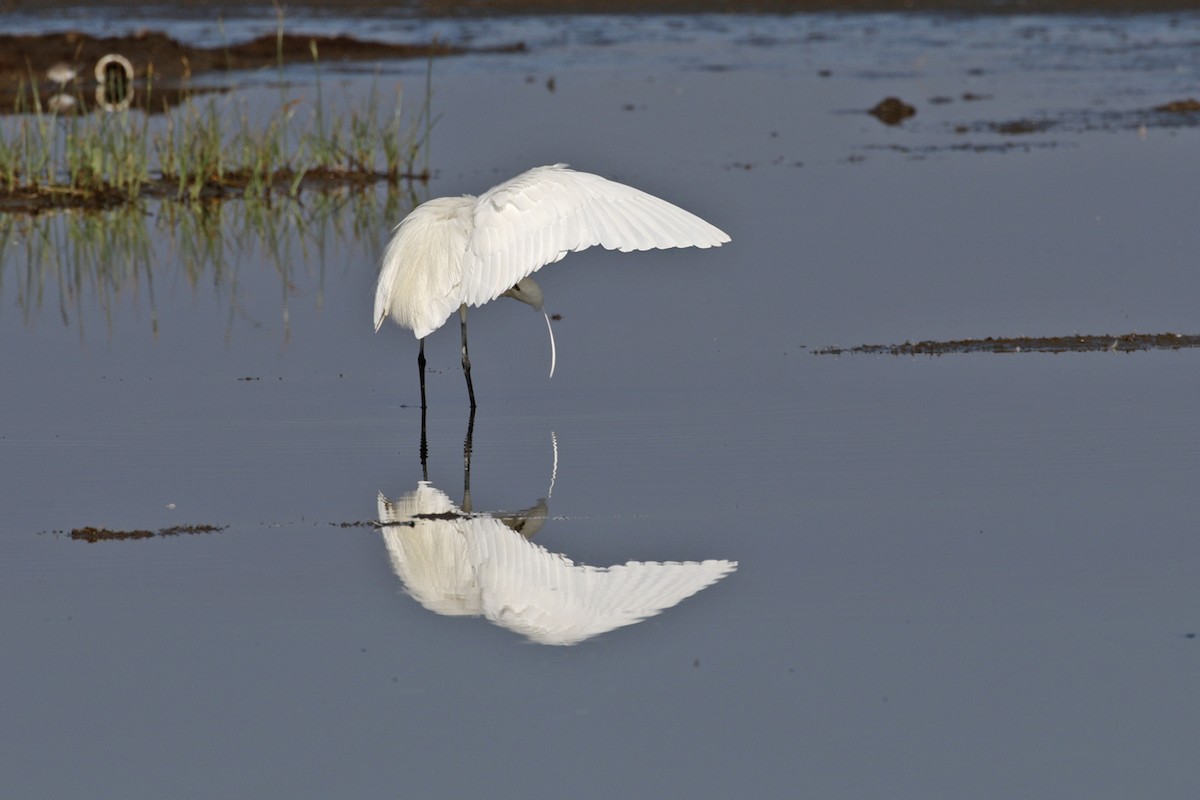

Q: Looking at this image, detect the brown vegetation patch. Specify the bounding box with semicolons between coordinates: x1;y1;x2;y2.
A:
868;96;916;125
1155;98;1200;114
815;332;1200;356
71;523;227;542
991;118;1052;135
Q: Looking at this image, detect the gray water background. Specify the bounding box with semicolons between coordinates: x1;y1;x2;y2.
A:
2;9;1199;799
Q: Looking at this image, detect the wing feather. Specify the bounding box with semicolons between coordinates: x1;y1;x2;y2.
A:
378;483;737;645
460;164;730;308
373;196;474;339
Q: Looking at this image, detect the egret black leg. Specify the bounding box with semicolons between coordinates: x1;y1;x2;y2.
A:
418;337;428;411
461;406;476;513
459;304;477;409
419;400;429;482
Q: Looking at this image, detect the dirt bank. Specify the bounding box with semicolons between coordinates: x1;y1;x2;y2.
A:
0;30;523;112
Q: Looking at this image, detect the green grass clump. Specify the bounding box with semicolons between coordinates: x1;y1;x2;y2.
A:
0;50;434;213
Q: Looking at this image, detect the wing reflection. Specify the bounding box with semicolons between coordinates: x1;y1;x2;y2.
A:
378;437;735;645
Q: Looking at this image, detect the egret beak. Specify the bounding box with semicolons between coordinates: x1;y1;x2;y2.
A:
544;311;557;378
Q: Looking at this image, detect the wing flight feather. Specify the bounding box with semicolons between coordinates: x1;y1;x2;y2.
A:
460;164;730;308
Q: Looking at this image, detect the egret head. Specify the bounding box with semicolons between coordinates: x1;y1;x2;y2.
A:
502;276;544;311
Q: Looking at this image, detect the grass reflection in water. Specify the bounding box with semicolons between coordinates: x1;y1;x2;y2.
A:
0;185;418;341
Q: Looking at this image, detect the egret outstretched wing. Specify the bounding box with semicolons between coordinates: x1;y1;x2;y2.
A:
459;164;731;308
377;482;738;645
471;526;737;646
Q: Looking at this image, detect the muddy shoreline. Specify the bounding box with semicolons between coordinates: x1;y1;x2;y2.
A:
0;30;523;106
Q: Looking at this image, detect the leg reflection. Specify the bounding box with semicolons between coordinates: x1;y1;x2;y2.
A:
419;402;429;482
416;404;476;511
462;407;475;513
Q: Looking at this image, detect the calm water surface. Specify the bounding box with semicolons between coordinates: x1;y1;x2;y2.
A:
2;10;1199;800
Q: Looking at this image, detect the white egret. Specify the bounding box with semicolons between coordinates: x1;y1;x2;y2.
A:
372;164;730;407
46;62;77;87
377;483;737;645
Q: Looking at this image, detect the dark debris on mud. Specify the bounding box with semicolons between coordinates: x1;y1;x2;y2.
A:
0;185;134;214
868;96;917;126
815;332;1200;356
63;521;402;540
959;99;1200;140
1;156;426;216
70;523;228;543
1154;98;1200;114
861;97;1200;157
1;30;525;107
867;140;1068;157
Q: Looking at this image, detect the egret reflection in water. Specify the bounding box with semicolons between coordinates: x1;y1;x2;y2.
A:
376;414;736;645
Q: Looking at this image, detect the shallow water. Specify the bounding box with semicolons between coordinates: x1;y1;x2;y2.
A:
3;9;1200;800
